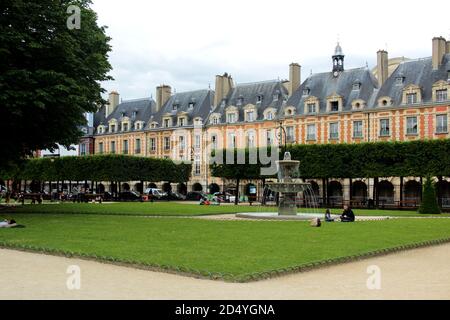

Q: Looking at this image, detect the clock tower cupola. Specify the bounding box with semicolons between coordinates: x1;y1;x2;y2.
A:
332;42;345;76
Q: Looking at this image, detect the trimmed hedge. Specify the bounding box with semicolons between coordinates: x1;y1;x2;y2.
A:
211;139;450;180
1;155;191;183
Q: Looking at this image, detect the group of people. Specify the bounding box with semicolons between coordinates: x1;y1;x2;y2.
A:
325;205;355;223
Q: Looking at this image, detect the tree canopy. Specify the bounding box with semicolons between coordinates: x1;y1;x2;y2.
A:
0;0;112;168
0;155;192;183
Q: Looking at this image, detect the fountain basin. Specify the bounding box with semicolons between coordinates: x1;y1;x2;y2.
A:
266;182;310;193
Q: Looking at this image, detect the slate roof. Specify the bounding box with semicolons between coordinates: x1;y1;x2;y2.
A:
374;54;450;106
210;80;289;122
150;89;214;128
287;67;379;114
105;97;156;124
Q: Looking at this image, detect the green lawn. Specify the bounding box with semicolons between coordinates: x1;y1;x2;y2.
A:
1;201;446;217
1;214;450;281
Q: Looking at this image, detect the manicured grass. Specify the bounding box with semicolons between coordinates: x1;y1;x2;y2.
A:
1;201;446;217
1;214;450;281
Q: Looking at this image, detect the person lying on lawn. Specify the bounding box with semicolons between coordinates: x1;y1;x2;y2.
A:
0;219;17;228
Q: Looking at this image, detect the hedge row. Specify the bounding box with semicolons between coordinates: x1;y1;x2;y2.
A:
1;155;192;183
211;139;450;180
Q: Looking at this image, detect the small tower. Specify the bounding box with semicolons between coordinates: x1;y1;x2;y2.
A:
332;42;345;76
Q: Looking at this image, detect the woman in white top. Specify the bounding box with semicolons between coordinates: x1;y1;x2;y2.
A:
0;219;16;228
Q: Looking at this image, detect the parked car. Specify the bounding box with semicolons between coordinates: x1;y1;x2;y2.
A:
185;191;207;201
213;192;236;203
160;192;186;201
118;191;142;202
145;188;167;199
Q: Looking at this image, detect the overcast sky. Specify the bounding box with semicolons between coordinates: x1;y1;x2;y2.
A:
92;0;450;100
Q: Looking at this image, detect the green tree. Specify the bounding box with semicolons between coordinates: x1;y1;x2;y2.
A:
0;0;112;168
418;177;441;215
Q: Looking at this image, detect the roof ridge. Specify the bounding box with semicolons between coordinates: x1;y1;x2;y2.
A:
236;79;280;86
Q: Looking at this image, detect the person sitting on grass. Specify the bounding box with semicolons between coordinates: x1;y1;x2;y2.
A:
340;205;355;222
325;209;334;222
0;219;17;228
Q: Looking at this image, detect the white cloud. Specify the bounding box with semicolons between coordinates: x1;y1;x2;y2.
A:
92;0;450;99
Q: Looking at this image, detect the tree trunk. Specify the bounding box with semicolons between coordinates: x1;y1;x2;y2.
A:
234;178;240;205
400;176;404;208
374;177;379;208
437;176;443;208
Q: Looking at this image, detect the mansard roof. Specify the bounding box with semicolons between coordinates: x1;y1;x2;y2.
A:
105;97;156;124
375;54;450;106
287;67;379;114
150;89;214;127
210;80;289;122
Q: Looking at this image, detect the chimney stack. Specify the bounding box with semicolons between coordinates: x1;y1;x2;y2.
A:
288;63;301;97
432;36;447;70
214;73;234;107
446;41;450;54
156;85;172;111
106;91;120;117
377;50;389;86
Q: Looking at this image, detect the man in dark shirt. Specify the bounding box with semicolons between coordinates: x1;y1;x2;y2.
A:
341;205;355;222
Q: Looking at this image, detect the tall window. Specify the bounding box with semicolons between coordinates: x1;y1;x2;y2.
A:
110;141;116;154
306;124;316;140
436;89;448;102
195;135;201;149
164;137;170;151
436;114;448;133
123;140;129;154
164;119;170;128
307;103;316;113
179;136;185;150
266;130;273;145
379;119;390;136
228;133;236;148
150;138;156;152
286;126;294;142
98;142;104;154
135;139;141;154
211;135;217;150
247;131;255;148
406;93;417;104
406;116;418;135
80;143;86;156
194;156;201;176
110;124;116;133
329;122;339;140
122;123;129;132
179;118;185;127
353;121;363;138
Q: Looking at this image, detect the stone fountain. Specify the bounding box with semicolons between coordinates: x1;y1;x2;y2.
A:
266;152;310;216
236;151;327;220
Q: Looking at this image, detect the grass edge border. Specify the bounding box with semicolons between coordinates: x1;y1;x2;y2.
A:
1;236;450;283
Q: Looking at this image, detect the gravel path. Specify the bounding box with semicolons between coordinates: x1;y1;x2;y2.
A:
1;244;450;300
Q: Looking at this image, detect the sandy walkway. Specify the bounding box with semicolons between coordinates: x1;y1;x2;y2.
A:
1;244;450;300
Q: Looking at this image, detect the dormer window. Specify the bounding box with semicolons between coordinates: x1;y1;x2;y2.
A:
122;123;129;132
273;92;280;101
227;113;237;123
256;95;263;104
188;102;195;109
220;99;227;108
164;118;171;128
330;101;339;112
266;112;273;120
406;93;417;104
237;97;244;106
178;118;185;127
352;82;361;90
447;70;450;81
172;104;179;111
303;88;310;96
135;122;141;130
246;110;255;122
307;103;316;113
132;111;137;119
395;76;405;85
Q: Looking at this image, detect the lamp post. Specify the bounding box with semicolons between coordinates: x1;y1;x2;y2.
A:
278;121;287;155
